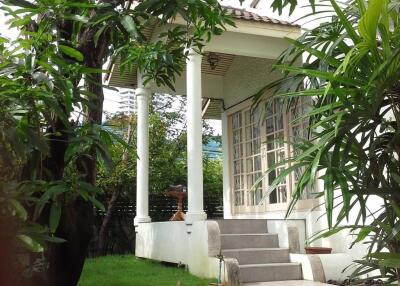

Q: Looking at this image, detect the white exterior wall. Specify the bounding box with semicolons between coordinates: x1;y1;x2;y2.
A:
223;56;279;108
135;221;221;279
221;54;382;263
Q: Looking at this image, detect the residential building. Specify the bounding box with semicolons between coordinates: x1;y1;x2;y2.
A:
118;89;136;115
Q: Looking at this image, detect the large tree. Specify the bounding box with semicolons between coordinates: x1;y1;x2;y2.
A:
0;1;232;285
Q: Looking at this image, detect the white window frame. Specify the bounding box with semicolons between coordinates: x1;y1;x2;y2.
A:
227;98;319;214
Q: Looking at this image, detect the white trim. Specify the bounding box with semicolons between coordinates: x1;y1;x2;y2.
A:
222;112;233;218
172;17;301;39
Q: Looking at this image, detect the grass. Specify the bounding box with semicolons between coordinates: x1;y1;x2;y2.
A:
78;255;216;286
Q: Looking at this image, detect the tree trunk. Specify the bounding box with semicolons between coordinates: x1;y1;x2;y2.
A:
42;198;94;286
36;42;107;286
96;188;120;256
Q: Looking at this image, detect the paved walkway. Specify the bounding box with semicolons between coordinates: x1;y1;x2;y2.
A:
242;280;331;286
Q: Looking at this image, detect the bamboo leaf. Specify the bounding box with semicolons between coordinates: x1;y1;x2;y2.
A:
49;202;61;234
59;45;84;62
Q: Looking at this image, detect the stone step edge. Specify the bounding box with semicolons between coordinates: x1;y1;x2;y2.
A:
220;233;276;236
239;262;301;268
222;247;289;252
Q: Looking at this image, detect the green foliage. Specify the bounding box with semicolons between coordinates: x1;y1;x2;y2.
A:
0;0;231;263
257;0;400;281
97;94;222;198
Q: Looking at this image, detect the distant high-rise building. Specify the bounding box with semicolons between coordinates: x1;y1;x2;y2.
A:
118;89;136;115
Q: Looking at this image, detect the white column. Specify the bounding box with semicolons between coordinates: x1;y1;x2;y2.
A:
185;48;207;222
221;112;232;218
134;83;151;226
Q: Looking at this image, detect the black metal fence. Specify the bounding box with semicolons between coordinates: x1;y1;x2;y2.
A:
88;193;223;257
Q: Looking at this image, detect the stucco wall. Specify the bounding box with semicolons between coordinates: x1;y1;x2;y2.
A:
223;56;280;108
135;221;221;279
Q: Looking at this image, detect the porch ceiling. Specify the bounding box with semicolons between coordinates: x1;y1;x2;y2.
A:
202;98;224;120
106;52;235;89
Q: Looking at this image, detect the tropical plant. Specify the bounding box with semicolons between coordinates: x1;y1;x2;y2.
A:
0;1;232;285
255;0;400;282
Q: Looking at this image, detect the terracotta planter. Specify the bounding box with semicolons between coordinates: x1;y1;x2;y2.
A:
305;246;332;254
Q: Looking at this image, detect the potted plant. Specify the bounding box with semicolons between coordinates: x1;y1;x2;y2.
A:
304;245;332;254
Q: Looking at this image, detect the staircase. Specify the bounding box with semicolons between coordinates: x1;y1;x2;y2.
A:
217;220;302;284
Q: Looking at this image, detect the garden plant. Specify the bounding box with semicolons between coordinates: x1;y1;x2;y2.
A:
256;0;400;283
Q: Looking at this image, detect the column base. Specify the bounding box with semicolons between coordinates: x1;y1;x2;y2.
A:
134;216;151;226
185;212;207;224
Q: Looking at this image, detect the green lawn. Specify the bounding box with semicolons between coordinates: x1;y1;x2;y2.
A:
78;255;216;286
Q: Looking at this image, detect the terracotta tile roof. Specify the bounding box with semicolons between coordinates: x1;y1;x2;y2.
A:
222;6;300;27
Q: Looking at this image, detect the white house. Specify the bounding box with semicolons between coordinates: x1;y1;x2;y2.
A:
106;6;361;285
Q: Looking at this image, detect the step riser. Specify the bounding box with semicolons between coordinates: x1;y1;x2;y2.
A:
239;264;302;283
217;220;268;234
221;235;279;249
222;249;290;264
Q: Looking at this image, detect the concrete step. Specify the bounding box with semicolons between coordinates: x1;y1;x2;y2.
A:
221;234;279;249
217;219;268;234
241;281;331;286
222;248;290;264
239;263;302;283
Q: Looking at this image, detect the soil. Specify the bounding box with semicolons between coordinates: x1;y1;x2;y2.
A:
327;279;384;285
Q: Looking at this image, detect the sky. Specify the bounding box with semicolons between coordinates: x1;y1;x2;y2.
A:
0;0;328;135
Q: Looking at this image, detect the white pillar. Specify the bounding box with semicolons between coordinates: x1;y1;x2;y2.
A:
185;48;207;222
134;84;151;226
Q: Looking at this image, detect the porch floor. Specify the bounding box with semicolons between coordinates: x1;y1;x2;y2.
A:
242;281;331;286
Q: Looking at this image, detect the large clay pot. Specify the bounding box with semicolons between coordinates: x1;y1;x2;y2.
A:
305;246;332;254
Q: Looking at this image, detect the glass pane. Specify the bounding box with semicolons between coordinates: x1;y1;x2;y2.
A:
253;125;260;138
246;142;252;155
234;161;240;175
276;132;284;148
266;102;273;114
292;125;300;138
245;110;251;125
234;175;240;189
254;156;261;171
267;135;274;150
269;189;277;204
276;113;284;130
278;150;285;163
278;186;287;203
233;130;239;144
254;139;261;154
252;107;260;123
266;117;274;134
291;106;300;119
269;169;276;184
255;188;263;204
267;152;275;167
234;145;240;159
247;174;253;188
248;192;255;206
245;127;252;141
234;191;241;206
247;158;253;172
